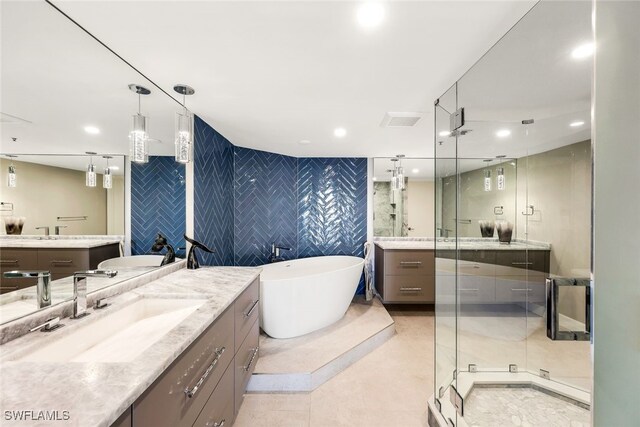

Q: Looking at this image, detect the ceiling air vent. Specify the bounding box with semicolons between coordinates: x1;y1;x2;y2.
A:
380;112;422;127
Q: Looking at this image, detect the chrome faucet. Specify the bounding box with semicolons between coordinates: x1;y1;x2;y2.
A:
268;243;291;263
3;271;52;308
54;225;67;235
35;226;50;237
72;270;117;318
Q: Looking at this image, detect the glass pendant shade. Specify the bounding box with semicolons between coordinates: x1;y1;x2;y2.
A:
86;163;97;187
103;167;112;189
396;166;405;190
175;111;193;164
7;165;16;188
497;167;505;190
484;170;492;192
130;113;149;163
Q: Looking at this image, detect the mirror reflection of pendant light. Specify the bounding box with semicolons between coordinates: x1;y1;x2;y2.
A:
497;167;505;191
173;84;195;164
390;154;406;191
103;156;113;189
128;84;151;164
86;152;97;187
484;169;492;192
6;155;17;188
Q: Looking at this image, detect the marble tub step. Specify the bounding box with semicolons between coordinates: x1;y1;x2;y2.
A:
247;297;395;393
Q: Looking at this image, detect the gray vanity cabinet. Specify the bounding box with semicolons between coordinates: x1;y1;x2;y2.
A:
121;277;260;427
374;245;435;303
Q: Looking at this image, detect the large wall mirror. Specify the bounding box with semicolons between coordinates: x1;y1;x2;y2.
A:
372;157;435;238
0;1;186;324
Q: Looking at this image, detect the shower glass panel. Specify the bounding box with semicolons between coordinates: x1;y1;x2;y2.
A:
434;83;458;424
431;1;592;425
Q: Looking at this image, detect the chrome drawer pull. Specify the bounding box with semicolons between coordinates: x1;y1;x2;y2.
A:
400;261;422;266
185;347;225;399
244;299;259;318
244;347;259;372
51;260;73;264
511;288;533;292
0;260;18;264
459;289;479;292
511;262;533;266
399;287;422;292
211;419;225;427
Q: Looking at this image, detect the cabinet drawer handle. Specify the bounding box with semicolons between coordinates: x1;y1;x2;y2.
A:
511;288;533;292
511;262;533;266
210;419;225;427
51;260;73;264
0;260;18;264
400;261;422;266
460;289;479;292
244;347;259;372
0;286;19;291
399;287;422;292
244;299;259;318
184;347;225;399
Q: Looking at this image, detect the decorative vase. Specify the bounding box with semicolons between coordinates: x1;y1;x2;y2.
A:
496;220;513;244
479;220;495;238
4;216;25;235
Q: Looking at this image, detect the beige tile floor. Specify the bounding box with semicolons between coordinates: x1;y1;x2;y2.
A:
236;308;435;427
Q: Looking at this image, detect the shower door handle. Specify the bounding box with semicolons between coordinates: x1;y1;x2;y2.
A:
546;278;591;341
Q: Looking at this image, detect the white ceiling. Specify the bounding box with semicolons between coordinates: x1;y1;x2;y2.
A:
42;0;537;158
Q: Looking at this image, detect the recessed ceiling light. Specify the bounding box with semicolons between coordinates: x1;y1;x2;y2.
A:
570;120;585;127
299;139;311;145
412;168;420;174
571;42;594;59
84;126;100;135
357;3;385;28
496;129;511;138
334;127;347;138
438;131;451;137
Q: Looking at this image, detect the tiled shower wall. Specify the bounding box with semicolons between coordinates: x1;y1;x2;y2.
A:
194;116;368;291
131;156;186;256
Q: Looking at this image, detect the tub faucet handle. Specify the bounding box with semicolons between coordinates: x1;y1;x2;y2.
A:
269;243;291;263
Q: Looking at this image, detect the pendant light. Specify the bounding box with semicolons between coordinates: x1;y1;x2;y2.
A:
86;152;97;187
390;155;405;191
484;169;492;192
128;84;151;164
497;167;505;191
6;155;17;188
173;84;195;164
102;156;113;189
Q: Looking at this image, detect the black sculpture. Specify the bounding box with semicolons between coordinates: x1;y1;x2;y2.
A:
184;235;215;270
151;233;176;266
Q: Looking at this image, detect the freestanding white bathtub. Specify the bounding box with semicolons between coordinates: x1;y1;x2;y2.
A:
260;255;365;339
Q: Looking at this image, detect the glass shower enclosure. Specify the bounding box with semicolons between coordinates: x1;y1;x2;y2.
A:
430;1;593;426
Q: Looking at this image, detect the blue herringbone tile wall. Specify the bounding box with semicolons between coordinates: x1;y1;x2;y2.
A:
194;116;234;266
297;158;368;293
234;147;298;266
131;156;186;256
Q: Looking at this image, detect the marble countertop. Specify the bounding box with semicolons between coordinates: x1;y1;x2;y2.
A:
0;266;262;427
374;238;551;251
0;237;122;249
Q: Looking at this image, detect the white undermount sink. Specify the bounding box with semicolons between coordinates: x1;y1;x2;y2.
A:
16;298;207;363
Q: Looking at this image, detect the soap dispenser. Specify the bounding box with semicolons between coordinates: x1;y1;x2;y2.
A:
184;235;215;269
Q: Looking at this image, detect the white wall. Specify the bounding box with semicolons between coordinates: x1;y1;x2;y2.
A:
407;179;434;237
592;0;640;422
